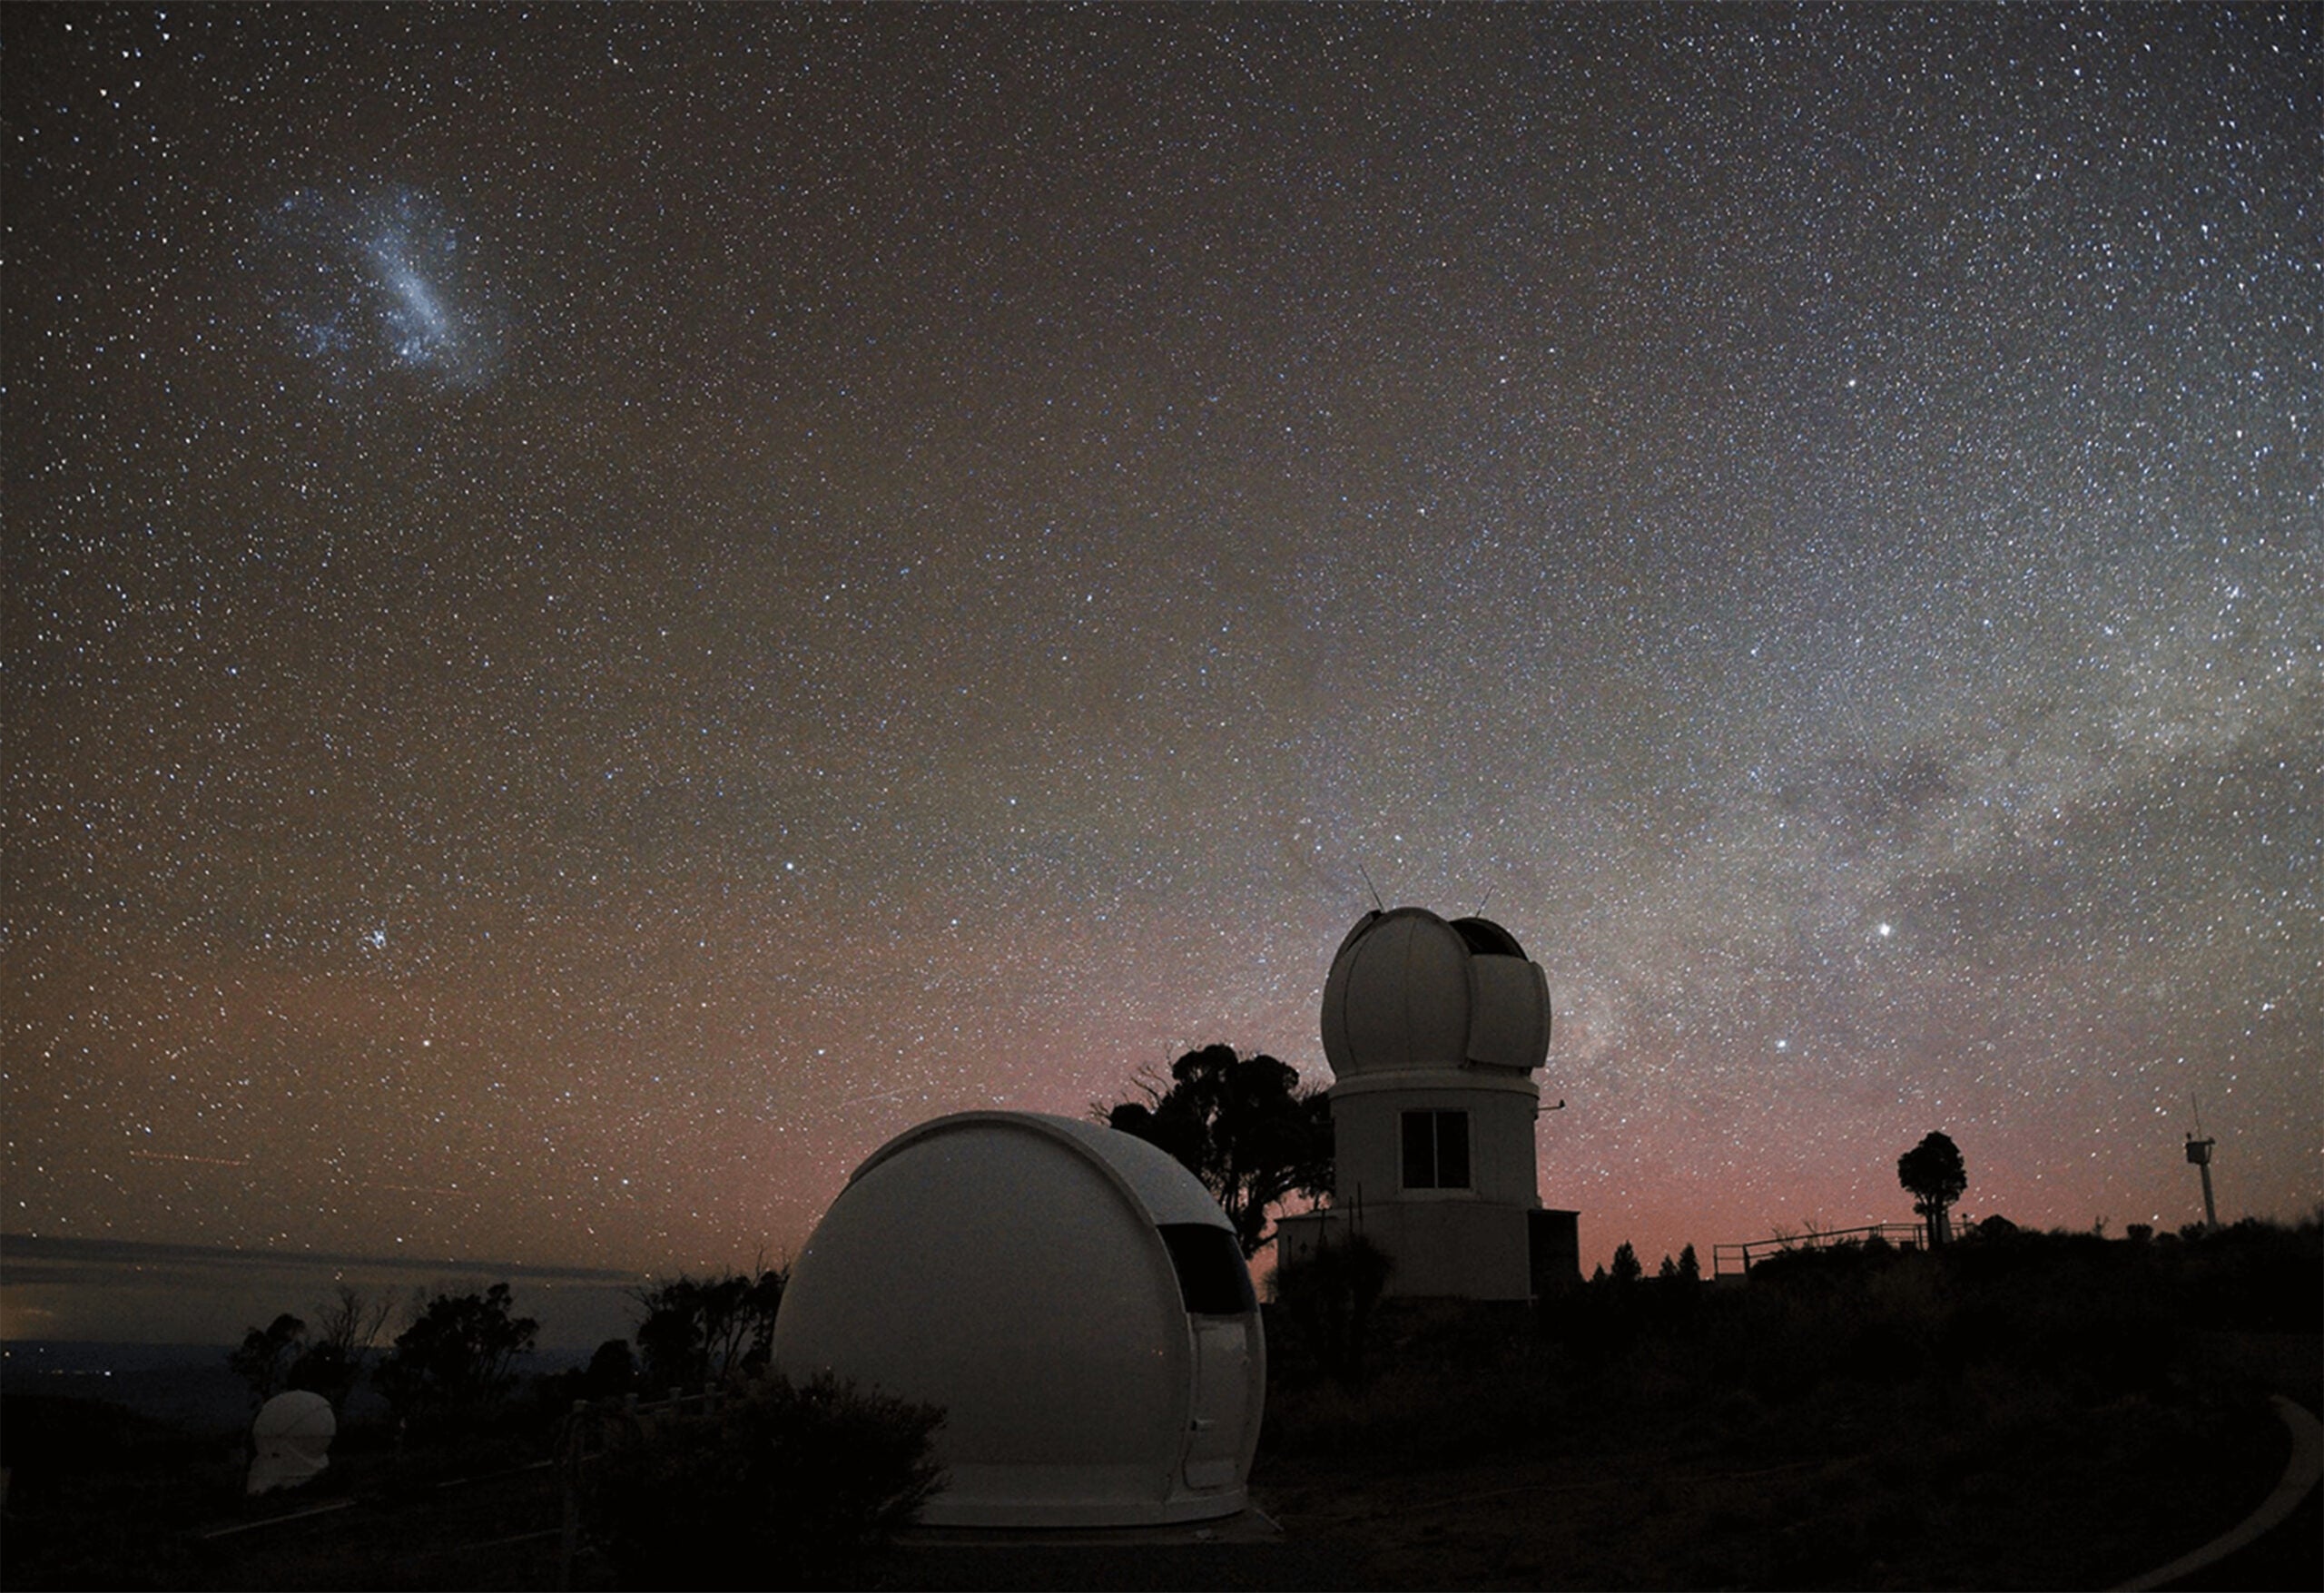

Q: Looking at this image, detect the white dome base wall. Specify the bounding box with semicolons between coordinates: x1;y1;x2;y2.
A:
773;1112;1264;1529
1277;1204;1532;1301
1278;1205;1580;1301
1330;1074;1543;1209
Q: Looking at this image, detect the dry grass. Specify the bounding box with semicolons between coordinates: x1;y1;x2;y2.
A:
1246;1217;2318;1590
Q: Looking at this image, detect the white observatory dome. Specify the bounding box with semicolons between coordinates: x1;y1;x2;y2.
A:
247;1389;336;1495
772;1111;1265;1528
1321;907;1551;1077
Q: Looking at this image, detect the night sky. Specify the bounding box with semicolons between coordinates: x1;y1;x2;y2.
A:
6;5;2317;1313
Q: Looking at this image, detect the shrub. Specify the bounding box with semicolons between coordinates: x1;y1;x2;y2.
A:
1269;1232;1393;1386
583;1372;944;1590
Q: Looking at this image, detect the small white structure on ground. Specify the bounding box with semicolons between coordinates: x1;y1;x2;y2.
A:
1275;906;1577;1300
247;1389;336;1495
772;1110;1265;1527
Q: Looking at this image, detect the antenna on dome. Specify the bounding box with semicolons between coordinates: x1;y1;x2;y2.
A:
1472;886;1493;919
1355;860;1384;913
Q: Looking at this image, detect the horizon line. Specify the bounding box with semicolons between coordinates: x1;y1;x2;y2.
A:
0;1232;647;1284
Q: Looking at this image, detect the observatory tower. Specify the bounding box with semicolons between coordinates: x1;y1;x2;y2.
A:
1275;907;1578;1300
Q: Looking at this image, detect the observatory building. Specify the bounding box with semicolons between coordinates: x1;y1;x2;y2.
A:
1275;906;1578;1300
772;1111;1265;1527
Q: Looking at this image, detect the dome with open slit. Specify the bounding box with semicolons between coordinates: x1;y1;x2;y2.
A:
1321;906;1551;1078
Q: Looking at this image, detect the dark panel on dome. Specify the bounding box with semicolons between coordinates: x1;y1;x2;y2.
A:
1160;1224;1256;1315
1452;916;1526;959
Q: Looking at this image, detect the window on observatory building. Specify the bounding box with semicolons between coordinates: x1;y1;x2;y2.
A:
1401;1109;1472;1190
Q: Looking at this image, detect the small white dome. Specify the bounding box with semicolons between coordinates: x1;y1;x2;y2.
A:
247;1389;335;1495
772;1111;1265;1528
1320;907;1551;1077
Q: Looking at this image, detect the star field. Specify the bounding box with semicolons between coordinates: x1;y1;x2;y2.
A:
4;5;2316;1298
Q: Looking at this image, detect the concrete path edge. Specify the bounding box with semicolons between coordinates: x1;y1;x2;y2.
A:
2112;1394;2323;1593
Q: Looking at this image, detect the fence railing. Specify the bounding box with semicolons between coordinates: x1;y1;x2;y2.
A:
1712;1222;1926;1280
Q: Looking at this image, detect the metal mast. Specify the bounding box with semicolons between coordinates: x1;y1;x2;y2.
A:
2183;1093;2218;1232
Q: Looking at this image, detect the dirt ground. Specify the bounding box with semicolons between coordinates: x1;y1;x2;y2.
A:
892;1410;2309;1592
892;1330;2320;1592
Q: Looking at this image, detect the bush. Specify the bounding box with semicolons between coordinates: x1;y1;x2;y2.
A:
583;1373;944;1590
2167;1214;2323;1332
1269;1232;1393;1387
0;1395;227;1588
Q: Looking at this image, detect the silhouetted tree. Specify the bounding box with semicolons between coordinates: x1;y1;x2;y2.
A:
376;1282;537;1421
630;1269;786;1391
287;1283;394;1411
1649;1242;1707;1325
229;1313;308;1408
1104;1044;1333;1256
1609;1241;1643;1286
582;1337;639;1398
1898;1130;1969;1247
318;1283;395;1360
